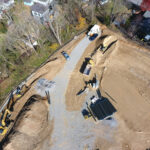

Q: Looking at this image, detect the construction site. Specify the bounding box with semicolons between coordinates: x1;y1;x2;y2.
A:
0;23;150;150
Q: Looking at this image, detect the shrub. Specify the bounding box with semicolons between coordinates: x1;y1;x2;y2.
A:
0;22;7;33
49;43;59;51
76;13;87;30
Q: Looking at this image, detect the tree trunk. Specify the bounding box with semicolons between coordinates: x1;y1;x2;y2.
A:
48;21;62;46
91;0;94;21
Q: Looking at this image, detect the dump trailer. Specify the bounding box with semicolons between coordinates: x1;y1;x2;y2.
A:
83;59;94;76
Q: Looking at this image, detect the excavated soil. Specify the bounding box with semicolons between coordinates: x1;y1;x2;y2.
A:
2;25;150;150
1;33;85;149
3;99;53;150
65;27;150;149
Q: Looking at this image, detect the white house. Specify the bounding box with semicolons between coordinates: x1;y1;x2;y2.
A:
0;0;14;10
127;0;142;6
31;3;50;18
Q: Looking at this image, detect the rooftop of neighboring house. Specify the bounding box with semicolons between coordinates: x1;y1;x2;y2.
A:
31;3;48;14
144;11;150;18
0;0;13;3
127;0;142;6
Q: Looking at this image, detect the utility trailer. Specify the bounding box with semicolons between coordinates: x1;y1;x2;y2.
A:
83;64;92;75
82;59;94;76
83;96;116;121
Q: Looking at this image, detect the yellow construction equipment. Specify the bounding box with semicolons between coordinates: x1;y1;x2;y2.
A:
99;35;117;53
1;109;11;127
0;109;11;135
0;126;8;135
89;59;94;66
7;84;30;111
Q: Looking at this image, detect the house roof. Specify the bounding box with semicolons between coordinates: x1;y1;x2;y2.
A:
127;0;142;6
31;3;48;14
144;11;150;18
0;0;10;4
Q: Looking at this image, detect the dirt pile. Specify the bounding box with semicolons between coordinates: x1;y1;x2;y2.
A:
65;27;150;149
3;99;52;150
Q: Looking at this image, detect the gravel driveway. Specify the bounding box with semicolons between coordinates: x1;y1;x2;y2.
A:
50;36;97;150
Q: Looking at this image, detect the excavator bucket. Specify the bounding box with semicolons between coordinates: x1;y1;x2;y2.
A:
0;126;8;135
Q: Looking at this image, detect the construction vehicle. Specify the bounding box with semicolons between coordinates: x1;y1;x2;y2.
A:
99;35;117;53
1;109;11;127
86;74;99;89
0;126;8;135
83;59;94;76
0;109;11;135
77;74;99;96
0;84;30;136
7;84;30;111
87;24;101;41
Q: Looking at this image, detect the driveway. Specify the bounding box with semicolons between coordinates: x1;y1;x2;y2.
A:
50;36;96;150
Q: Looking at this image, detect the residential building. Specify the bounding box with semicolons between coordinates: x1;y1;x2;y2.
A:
31;2;52;22
127;0;142;6
0;0;14;10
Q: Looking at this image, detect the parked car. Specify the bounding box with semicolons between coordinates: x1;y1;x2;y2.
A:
61;51;70;60
100;0;109;5
89;33;98;41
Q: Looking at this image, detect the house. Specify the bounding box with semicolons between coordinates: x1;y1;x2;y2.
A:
127;0;150;18
31;3;51;21
127;0;142;6
144;11;150;18
0;0;14;11
33;0;53;6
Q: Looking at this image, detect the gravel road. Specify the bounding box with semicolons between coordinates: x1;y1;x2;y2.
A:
50;36;96;150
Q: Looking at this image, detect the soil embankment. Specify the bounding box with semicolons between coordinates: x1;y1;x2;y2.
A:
65;26;150;149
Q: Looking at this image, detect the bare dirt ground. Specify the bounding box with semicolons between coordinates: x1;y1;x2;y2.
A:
66;26;150;150
1;33;85;149
2;24;150;150
3;99;52;150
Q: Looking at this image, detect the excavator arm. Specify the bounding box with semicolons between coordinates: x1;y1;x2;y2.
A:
1;109;11;127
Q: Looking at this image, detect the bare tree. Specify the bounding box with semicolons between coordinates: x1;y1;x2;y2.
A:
48;20;62;45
